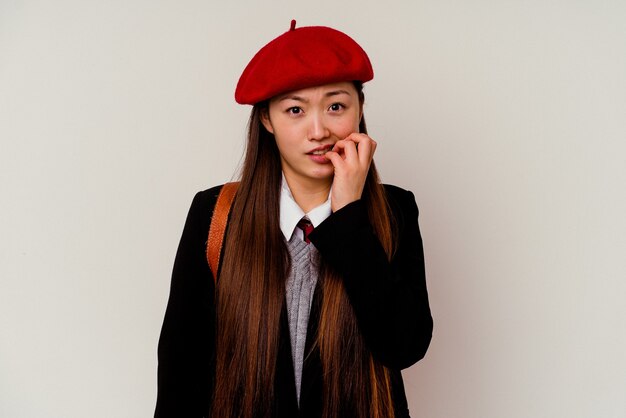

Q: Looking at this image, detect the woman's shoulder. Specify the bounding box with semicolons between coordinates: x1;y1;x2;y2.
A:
382;183;420;223
192;182;242;207
382;184;417;206
191;184;227;206
182;184;230;234
382;183;412;196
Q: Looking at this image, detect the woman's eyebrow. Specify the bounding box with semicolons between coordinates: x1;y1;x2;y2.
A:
278;95;308;103
325;89;351;97
277;90;351;103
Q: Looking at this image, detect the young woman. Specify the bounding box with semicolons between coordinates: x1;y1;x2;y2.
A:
155;21;433;418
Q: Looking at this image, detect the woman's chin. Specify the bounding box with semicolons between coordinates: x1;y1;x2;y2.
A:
308;167;335;182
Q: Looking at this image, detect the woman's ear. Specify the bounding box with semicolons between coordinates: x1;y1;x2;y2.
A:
260;108;274;134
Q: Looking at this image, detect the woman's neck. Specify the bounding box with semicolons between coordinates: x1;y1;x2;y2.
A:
284;175;332;213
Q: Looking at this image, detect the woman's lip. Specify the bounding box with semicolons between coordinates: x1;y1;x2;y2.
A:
306;144;334;154
308;154;332;164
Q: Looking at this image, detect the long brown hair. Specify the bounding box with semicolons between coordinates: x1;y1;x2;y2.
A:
212;83;397;418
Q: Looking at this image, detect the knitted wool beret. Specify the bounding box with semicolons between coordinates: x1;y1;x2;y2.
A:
235;20;374;105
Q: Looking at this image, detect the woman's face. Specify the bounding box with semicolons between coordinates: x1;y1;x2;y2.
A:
261;81;362;189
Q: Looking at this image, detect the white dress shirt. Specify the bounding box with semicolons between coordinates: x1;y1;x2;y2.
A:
279;175;332;241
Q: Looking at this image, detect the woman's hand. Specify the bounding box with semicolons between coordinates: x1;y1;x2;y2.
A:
324;133;377;212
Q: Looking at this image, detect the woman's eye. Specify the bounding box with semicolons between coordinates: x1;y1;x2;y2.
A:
329;103;344;112
287;107;302;115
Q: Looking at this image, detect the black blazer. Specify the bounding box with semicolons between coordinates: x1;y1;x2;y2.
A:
155;184;433;418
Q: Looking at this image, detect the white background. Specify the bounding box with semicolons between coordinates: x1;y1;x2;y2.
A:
1;1;625;417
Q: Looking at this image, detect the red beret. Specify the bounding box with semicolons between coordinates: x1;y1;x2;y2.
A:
235;20;374;105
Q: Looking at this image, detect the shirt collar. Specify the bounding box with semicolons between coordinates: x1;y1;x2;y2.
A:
279;174;332;240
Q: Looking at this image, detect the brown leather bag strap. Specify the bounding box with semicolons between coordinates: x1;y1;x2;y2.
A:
206;182;239;281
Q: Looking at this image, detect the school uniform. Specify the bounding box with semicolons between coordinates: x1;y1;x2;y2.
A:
155;182;433;418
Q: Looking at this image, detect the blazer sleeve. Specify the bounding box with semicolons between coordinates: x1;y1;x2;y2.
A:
155;189;219;418
308;185;433;370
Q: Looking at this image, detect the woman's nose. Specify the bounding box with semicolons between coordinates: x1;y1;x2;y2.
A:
307;113;329;141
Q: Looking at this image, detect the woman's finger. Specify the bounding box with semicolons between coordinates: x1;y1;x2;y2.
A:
324;150;344;168
336;139;358;162
330;139;352;161
343;133;376;166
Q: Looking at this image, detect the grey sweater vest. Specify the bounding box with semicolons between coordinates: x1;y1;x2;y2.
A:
285;234;319;404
